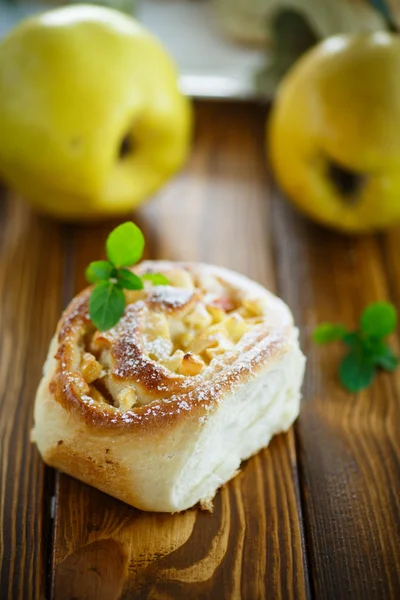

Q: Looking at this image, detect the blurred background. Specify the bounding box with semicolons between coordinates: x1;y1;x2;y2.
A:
0;0;398;101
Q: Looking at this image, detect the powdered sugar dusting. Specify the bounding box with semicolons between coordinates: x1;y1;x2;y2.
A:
54;262;294;427
147;286;195;312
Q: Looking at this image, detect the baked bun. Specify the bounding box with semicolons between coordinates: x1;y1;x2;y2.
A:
33;261;305;512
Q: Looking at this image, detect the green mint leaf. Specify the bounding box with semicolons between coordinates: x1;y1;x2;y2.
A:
339;350;375;393
314;302;399;392
116;269;144;291
346;334;398;370
343;331;362;349
360;302;397;339
85;260;114;284
373;344;399;372
313;323;347;344
89;282;125;331
106;222;144;268
142;273;169;286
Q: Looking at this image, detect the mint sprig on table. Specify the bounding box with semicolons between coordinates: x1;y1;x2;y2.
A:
85;222;168;331
313;302;398;392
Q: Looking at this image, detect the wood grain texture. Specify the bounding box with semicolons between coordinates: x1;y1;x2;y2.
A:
50;103;310;600
3;100;399;600
271;193;400;599
0;196;64;599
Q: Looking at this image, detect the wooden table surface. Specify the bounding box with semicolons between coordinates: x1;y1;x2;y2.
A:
1;101;399;600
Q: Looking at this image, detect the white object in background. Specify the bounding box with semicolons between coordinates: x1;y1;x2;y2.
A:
139;0;267;99
0;0;268;100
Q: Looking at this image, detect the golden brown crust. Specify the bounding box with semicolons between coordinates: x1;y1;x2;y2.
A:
33;261;305;512
49;262;292;434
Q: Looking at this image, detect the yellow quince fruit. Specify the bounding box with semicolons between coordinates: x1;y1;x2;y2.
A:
269;32;400;233
0;5;192;220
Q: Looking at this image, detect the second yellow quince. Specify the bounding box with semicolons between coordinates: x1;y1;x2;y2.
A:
0;5;192;220
269;32;400;233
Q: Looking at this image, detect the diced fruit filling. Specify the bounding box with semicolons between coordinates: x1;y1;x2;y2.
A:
79;268;267;411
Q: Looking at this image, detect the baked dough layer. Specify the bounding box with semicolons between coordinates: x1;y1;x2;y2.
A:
33;261;305;512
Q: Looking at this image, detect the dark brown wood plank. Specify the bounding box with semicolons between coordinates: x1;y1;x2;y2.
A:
272;193;400;599
51;102;310;599
0;194;64;599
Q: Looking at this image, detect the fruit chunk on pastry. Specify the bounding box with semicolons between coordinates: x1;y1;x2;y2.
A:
32;262;305;512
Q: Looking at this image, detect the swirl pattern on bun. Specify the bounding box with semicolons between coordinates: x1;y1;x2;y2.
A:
33;262;305;512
